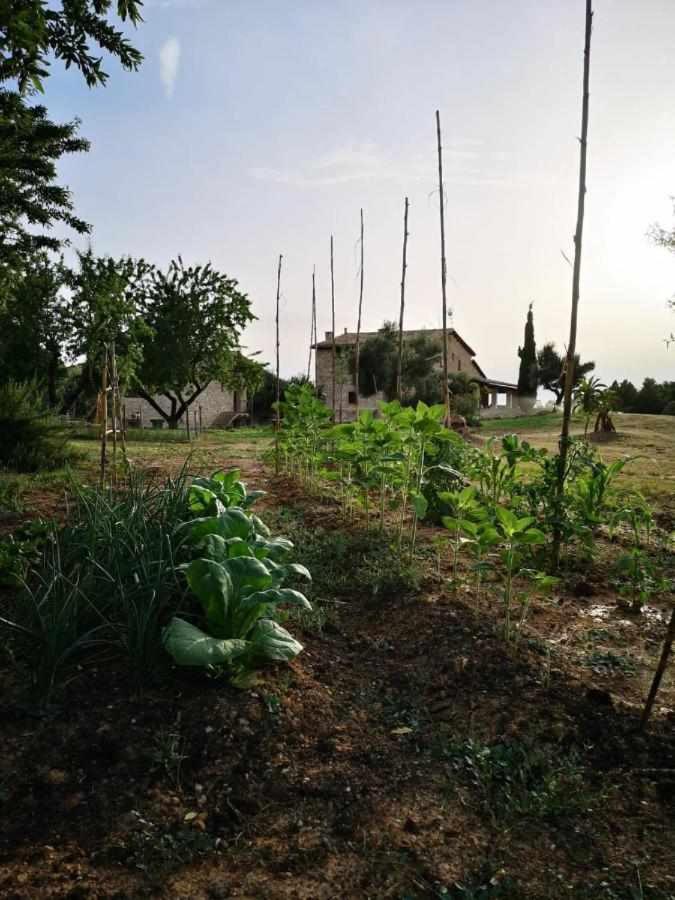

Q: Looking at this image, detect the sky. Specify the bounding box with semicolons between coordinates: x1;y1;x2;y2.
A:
47;0;675;387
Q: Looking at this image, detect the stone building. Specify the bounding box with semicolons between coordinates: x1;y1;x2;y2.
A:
124;382;246;429
313;327;518;421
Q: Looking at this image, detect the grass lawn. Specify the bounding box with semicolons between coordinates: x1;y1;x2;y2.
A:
477;411;675;520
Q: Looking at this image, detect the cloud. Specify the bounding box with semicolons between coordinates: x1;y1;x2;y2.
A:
248;142;546;191
248;143;432;188
159;37;181;98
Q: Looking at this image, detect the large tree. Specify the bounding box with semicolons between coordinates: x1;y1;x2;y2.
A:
358;322;442;405
0;1;143;92
0;1;143;274
133;259;255;428
650;201;675;343
60;249;152;413
517;303;538;398
0;253;67;404
0;91;90;272
537;341;595;405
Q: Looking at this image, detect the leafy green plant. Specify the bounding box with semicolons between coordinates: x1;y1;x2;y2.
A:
0;519;50;586
163;488;311;674
612;549;671;613
440;486;487;587
0;380;71;472
492;507;550;640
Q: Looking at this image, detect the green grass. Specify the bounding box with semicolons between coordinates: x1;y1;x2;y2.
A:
479;412;563;432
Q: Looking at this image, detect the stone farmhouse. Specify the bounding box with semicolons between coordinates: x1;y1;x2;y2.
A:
124;382;246;429
313;327;518;421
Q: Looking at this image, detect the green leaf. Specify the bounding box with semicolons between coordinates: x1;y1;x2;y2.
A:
162;618;248;667
186;558;233;631
189;508;253;543
517;528;547;545
412;493;428;519
248;618;304;662
225;555;273;595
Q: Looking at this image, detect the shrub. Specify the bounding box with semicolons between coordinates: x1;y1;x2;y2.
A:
0;381;70;472
663;400;675;416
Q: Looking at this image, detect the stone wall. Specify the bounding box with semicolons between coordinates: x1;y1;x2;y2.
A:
124;382;246;428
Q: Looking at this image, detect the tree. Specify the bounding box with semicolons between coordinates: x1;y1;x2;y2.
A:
134;259;255;428
609;379;638;411
0;253;67;405
448;371;479;420
573;376;605;437
594;387;617;434
0;1;143;93
537;342;595;405
650;201;675;346
0;1;143;275
358;322;442;405
635;378;665;415
61;249;151;413
0;92;90;273
517;303;538;397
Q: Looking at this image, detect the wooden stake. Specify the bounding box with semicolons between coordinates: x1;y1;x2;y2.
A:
99;347;108;487
109;345;118;486
436;111;450;424
354;209;364;418
275;253;283;474
553;0;594;569
193;409;198;436
641;607;675;729
185;404;191;441
199;405;203;434
330;235;337;422
307;266;317;381
396;197;410;402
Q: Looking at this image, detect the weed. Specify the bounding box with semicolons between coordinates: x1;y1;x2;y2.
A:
584;649;638;677
443;738;588;822
151;716;187;790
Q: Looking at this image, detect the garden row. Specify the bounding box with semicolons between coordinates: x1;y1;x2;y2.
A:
0;468;311;701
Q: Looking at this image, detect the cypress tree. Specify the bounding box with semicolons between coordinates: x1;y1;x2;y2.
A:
517;303;538;397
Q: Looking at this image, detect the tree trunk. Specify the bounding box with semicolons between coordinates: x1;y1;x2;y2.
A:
552;0;594;570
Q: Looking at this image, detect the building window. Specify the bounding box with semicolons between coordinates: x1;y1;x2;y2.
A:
348;390;357;405
458;360;462;371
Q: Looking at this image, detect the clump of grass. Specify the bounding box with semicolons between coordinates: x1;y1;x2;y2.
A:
443;738;589;822
267;509;422;604
1;468;191;699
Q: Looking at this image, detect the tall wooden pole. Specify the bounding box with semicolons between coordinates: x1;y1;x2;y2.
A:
436;110;450;424
99;346;108;487
396;197;410;403
275;254;283;474
330;235;337;422
553;0;593;569
307;266;317;381
354;209;364;417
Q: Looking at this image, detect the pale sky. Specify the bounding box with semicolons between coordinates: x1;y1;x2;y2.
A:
49;0;675;386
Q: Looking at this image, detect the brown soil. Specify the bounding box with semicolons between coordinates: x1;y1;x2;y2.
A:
1;459;674;899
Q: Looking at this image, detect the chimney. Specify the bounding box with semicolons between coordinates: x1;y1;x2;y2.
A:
344;327;348;334
325;331;333;341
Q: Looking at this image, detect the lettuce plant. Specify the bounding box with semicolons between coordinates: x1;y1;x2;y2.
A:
163;472;311;673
